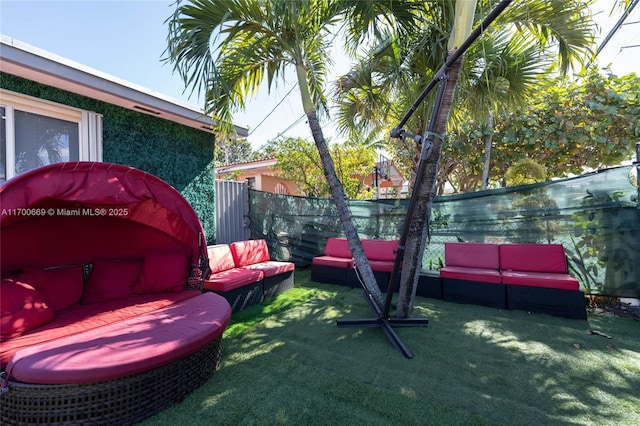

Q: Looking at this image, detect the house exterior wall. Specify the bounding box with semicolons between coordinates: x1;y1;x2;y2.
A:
217;168;299;195
1;73;217;243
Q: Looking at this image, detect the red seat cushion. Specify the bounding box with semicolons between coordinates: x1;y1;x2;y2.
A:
241;261;295;277
1;291;199;369
444;242;500;269
1;276;55;339
312;255;353;268
367;260;395;273
230;240;271;266
25;265;85;312
204;268;264;292
499;244;568;273
82;258;143;304
440;266;502;284
501;271;579;290
6;292;231;385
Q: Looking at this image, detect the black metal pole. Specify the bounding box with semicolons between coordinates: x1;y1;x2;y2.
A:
395;0;513;129
382;74;449;316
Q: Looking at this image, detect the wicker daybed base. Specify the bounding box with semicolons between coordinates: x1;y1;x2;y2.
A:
0;337;222;425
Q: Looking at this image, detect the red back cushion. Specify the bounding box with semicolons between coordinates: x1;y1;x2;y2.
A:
134;250;190;294
207;245;236;274
82;259;143;304
324;238;352;258
1;275;55;339
499;244;568;273
229;240;270;267
25;266;84;312
444;242;500;269
1;216;188;274
362;240;398;262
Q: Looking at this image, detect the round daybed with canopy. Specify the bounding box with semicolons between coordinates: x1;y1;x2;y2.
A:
0;161;231;425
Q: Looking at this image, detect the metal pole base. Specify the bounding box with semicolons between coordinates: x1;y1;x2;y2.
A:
336;291;428;359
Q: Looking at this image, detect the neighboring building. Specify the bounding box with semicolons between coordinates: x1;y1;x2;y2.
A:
216;158;299;195
361;160;407;199
216;157;406;199
0;35;248;242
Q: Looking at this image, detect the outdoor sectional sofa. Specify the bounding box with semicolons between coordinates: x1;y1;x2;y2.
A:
0;162;232;425
204;239;295;312
311;237;399;291
440;242;586;319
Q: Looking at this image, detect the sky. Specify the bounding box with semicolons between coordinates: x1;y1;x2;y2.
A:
1;0;638;152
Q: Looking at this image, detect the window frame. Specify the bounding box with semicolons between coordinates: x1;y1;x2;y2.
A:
0;89;102;182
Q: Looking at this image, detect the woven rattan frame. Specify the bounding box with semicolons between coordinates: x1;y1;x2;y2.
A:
0;336;222;425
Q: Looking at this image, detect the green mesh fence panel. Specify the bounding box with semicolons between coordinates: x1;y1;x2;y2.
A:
248;166;639;298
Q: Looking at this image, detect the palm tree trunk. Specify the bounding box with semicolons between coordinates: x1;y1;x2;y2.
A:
296;64;383;306
306;110;383;305
395;51;464;318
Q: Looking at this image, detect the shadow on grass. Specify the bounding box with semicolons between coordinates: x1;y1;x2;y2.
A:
142;270;640;426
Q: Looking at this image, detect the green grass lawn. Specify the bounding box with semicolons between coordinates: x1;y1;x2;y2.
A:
142;269;640;425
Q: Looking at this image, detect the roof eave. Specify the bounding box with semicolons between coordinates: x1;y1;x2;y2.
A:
0;35;248;137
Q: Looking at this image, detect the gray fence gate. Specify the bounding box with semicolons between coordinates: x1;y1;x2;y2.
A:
215;179;249;244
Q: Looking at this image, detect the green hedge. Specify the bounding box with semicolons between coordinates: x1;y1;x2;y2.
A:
1;73;216;243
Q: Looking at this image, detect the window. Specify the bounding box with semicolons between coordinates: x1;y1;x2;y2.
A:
274;183;289;195
246;177;256;190
0;90;102;183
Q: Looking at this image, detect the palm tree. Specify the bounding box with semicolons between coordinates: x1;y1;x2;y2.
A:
335;0;596;316
165;0;423;306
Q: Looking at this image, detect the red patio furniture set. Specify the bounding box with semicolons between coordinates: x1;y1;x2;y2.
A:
311;238;586;320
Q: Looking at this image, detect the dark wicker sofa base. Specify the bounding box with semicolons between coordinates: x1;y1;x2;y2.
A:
0;337;222;425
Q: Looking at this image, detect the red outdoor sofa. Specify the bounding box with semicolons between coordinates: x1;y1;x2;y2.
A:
204;239;295;312
440;242;586;319
311;237;399;291
0;162;232;425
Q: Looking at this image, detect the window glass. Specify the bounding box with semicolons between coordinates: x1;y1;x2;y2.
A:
14;110;79;175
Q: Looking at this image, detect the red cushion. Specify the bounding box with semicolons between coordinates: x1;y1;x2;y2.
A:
444;242;500;269
229;240;271;266
312;255;353;268
1;291;198;369
1;215;191;276
362;240;398;262
204;268;264;292
207;244;236;274
440;266;503;284
241;261;295;277
6;292;231;385
1;276;55;339
134;250;189;294
323;238;352;258
367;260;395;273
501;271;579;290
25;266;84;312
82;258;143;304
499;244;568;273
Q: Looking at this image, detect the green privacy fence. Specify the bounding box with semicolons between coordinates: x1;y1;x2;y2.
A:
248;165;640;298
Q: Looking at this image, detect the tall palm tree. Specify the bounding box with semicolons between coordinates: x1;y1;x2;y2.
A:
335;0;596;316
165;0;423;306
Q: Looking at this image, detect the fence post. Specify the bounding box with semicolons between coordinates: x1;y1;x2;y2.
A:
636;142;640;209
